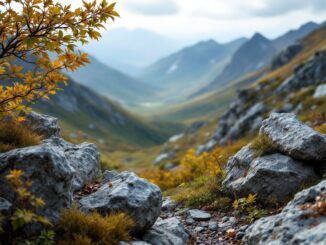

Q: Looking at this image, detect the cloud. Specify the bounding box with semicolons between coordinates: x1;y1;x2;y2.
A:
121;0;179;16
250;0;326;16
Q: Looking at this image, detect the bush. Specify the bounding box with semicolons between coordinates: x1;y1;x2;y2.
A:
315;123;326;134
251;134;277;157
57;207;134;245
0;120;42;152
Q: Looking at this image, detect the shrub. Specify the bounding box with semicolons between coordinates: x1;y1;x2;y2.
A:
251;134;277;157
57;207;134;245
315;123;326;134
233;194;267;223
0;120;42;152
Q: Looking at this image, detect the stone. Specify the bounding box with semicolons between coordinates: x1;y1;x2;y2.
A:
208;221;218;231
162;197;178;211
0;137;100;222
186;218;195;225
194;227;205;233
155;217;189;243
25;111;60;138
101;170;119;184
271;43;303;70
226;229;236;239
188;209;211;221
0;198;11;215
260;113;326;160
120;242;151;245
223;148;318;203
142;226;185;245
243;180;326;245
79;171;162;234
314;83;326;98
154;152;175;165
277;50;326;94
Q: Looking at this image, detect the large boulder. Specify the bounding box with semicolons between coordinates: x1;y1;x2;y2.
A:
79;171;162;234
243;180;326;245
260;113;326;160
0;130;100;222
25;112;61;138
271;43;303;70
223;145;318;203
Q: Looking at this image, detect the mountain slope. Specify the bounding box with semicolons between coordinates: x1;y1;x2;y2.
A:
273;21;319;51
32;78;174;151
138;38;247;102
67;55;157;106
198;33;275;94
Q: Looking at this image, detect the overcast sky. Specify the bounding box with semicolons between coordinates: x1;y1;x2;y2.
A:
64;0;326;43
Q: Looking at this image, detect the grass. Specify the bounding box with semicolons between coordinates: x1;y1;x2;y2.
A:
57;206;134;245
250;134;278;157
315;123;326;134
0;120;42;153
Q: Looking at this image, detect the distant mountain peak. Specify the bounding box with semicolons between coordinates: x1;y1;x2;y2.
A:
251;33;269;42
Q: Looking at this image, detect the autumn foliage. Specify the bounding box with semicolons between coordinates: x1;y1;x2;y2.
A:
0;0;118;118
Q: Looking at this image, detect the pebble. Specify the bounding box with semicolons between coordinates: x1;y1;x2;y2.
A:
195;227;205;233
188;209;212;221
208;221;218;231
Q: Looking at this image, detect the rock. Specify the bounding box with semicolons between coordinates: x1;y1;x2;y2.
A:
0;137;100;222
101;170;119;184
208;221;218;231
79;171;162;234
277;50;326;94
0;198;11;214
260;113;326;160
169;134;184;143
142;226;185;245
162;197;177;211
154;152;175;165
120;242;151;245
194;227;205;233
223;147;318;203
226;229;236;239
188;209;211;221
243;180;326;245
271;43;303;70
43;138;100;191
186;218;195;225
155;217;189;243
218;102;267;145
314;83;326;98
25;111;60;138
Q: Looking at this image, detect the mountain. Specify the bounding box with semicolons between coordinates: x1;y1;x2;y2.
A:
138;38;247;102
273;21;319;51
33;78;172;151
197;33;275;94
83;28;182;75
66;54;157;106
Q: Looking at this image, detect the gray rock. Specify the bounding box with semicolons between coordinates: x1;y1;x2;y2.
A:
101;170;119;184
260;113;326;160
188;209;211;221
271;43;303;70
162;197;177;211
43;138;100;191
194;227;205;233
120;242;151;245
186;218;195;225
314;83;326;98
243;180;326;245
79;171;162;234
277;50;326;94
208;221;218;231
0;198;11;214
223;147;318;203
25;112;60;138
154;152;175;165
155;217;189;243
142;226;185;245
0;137;100;222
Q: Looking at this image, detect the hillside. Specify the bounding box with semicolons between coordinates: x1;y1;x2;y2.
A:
66;54;157;106
195;22;320;97
138;38;247;102
32;78;177;151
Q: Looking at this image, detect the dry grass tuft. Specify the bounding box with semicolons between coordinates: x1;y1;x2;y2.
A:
57;206;134;245
251;134;278;157
0;120;42;152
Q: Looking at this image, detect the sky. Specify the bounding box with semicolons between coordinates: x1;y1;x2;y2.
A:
63;0;326;43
